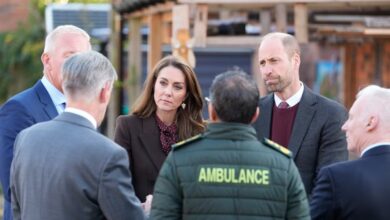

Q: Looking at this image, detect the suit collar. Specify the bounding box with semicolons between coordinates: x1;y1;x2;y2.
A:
65;108;97;129
139;116;166;170
361;144;390;158
33;80;59;119
288;87;317;158
54;112;96;130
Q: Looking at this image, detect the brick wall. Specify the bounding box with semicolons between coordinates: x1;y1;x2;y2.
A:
0;0;30;32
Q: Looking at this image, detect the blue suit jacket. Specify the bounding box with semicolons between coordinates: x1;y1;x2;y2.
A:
0;80;58;220
254;86;348;195
310;145;390;220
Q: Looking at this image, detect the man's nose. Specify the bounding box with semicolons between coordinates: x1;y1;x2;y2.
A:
341;121;347;131
261;64;272;76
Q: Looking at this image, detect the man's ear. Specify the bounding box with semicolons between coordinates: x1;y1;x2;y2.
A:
293;52;300;69
41;53;50;70
208;103;218;122
99;82;112;104
366;115;378;132
250;107;260;124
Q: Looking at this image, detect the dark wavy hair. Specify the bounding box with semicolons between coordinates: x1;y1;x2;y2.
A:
132;55;205;140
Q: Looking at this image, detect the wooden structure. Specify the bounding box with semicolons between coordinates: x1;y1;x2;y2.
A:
109;0;390;131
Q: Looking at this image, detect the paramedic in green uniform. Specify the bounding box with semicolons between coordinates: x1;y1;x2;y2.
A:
150;70;310;220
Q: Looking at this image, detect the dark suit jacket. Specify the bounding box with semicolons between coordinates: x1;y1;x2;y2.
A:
10;112;145;220
114;115;166;202
254;86;348;195
310;145;390;220
0;80;58;220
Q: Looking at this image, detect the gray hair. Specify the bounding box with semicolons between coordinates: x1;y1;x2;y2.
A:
209;70;259;124
44;25;91;53
61;51;117;102
260;32;301;58
356;85;390;126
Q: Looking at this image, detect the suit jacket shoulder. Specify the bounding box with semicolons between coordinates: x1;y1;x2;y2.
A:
307;88;347;116
4;80;58;121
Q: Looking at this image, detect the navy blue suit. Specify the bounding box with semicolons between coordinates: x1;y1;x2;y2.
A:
310;145;390;220
0;80;58;220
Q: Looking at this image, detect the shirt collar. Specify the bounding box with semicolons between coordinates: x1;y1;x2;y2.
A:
64;107;97;129
41;76;66;106
274;82;304;108
361;142;390;157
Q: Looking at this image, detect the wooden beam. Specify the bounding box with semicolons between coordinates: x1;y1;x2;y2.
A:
127;2;175;18
207;36;260;46
127;17;142;111
107;12;122;138
194;4;208;47
260;9;271;35
294;3;308;43
381;41;390;87
172;4;190;41
364;28;390;36
275;4;287;32
162;12;172;22
148;13;163;73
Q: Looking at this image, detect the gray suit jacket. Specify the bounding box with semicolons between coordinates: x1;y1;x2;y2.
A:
10;112;145;220
254;86;348;195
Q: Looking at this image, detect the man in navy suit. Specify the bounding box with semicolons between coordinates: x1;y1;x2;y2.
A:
0;25;91;220
255;32;348;196
311;85;390;220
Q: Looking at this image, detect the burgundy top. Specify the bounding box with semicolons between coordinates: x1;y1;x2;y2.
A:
271;103;299;148
155;115;178;155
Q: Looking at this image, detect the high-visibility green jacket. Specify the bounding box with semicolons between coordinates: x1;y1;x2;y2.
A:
150;122;310;220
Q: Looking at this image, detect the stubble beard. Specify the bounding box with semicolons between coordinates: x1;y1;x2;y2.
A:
266;68;294;94
266;78;289;93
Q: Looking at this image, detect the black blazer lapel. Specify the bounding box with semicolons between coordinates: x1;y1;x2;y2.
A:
34;81;58;119
138;117;166;171
288;87;317;159
258;94;274;139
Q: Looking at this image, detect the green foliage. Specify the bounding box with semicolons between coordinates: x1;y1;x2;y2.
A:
0;3;45;103
0;0;109;103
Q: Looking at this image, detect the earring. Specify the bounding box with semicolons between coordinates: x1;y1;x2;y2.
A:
181;103;186;110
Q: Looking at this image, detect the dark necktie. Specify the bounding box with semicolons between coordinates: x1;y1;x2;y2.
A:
278;101;289;109
61;102;66;112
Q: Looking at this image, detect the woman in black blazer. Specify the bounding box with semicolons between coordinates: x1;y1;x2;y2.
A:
114;56;205;202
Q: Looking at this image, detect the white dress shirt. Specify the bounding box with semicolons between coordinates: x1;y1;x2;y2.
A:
41;76;66;114
274;82;304;108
